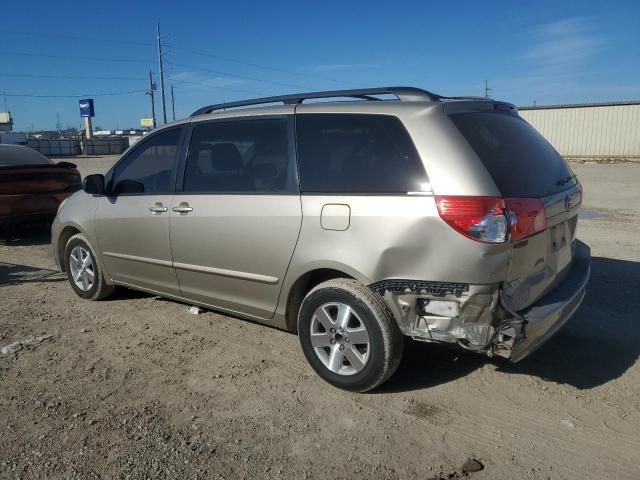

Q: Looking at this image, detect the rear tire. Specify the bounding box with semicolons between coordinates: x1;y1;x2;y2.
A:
64;233;114;300
297;278;404;392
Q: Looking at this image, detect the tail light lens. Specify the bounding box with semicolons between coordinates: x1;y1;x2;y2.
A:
436;196;546;243
435;196;508;243
504;198;546;241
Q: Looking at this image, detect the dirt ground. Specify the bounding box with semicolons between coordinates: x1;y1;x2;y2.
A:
1;155;639;479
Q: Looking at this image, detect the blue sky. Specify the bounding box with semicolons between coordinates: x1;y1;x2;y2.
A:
2;0;639;131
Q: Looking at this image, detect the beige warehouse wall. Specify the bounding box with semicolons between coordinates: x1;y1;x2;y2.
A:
519;103;640;158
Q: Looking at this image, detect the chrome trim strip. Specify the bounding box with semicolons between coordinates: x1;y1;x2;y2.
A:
173;262;279;285
103;251;173;268
103;252;278;284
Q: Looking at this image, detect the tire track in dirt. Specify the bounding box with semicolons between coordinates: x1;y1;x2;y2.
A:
203;312;640;479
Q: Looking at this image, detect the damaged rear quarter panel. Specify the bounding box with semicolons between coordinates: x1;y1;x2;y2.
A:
289;195;510;287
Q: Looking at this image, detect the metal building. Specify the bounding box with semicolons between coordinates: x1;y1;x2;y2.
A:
519;101;640;159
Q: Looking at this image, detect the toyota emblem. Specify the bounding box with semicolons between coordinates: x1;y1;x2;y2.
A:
565;194;573;211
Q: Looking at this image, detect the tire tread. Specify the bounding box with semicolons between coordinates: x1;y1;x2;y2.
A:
300;278;404;392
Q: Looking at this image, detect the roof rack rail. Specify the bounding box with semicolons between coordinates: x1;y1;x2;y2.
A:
439;95;492;101
191;86;441;116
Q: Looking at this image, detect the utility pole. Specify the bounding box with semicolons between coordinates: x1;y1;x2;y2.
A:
56;112;61;136
484;80;492;99
171;85;176;121
156;22;168;124
146;70;157;128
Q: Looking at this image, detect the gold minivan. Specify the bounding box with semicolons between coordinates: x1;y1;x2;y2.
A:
52;87;590;391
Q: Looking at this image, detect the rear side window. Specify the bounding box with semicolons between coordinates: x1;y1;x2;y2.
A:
296;114;429;194
111;128;182;194
183;118;296;193
449;112;575;198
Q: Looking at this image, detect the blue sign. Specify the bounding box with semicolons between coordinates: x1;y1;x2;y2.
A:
79;99;95;118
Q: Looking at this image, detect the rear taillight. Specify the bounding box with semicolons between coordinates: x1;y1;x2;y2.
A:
435;196;546;243
504;198;546;241
435;196;508;243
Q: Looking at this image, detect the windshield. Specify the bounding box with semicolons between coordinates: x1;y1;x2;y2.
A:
0;146;52;167
449;112;576;198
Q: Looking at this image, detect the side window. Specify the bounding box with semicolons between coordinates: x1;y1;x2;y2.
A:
111;128;182;195
296;114;429;193
183;118;295;193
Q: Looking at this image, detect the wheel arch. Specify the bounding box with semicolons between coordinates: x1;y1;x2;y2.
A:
283;267;363;333
55;222;112;286
56;225;83;272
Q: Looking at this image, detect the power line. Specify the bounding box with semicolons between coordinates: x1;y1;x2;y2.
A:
167;44;342;84
0;50;152;64
5;89;148;98
0;70;260;96
0;28;343;85
0;29;153;47
167;61;316;90
0;72;147;81
169;77;261;96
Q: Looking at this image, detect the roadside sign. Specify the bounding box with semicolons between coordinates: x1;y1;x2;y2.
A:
140;118;154;127
79;99;95;118
0;112;13;131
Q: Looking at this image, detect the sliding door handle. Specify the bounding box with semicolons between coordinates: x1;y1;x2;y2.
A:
149;203;168;213
172;202;193;214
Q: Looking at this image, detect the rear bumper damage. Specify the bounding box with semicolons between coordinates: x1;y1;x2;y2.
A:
372;240;590;362
494;240;590;362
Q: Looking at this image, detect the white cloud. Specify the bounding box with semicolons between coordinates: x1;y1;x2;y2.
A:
488;17;637;104
524;17;604;75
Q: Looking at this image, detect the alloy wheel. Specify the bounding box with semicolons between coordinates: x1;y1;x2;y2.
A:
69;246;95;292
309;302;371;375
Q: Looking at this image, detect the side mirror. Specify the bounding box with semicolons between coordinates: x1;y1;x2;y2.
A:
83;174;105;195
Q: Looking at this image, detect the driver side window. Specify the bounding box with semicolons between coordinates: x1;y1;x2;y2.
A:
111;128;182;195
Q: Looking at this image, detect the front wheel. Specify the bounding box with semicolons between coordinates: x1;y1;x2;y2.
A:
297;278;404;392
64;233;114;300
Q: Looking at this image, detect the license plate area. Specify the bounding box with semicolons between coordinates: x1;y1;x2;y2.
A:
503;217;575;311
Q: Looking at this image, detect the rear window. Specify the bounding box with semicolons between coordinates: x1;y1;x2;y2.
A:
449;112;575;198
296;114;429;194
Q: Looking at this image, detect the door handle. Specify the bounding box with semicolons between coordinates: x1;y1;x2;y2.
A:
149;203;168;214
172;202;193;214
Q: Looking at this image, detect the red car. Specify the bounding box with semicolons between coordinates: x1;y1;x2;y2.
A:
0;144;81;231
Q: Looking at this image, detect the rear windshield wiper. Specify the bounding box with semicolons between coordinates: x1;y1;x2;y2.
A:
556;175;576;186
